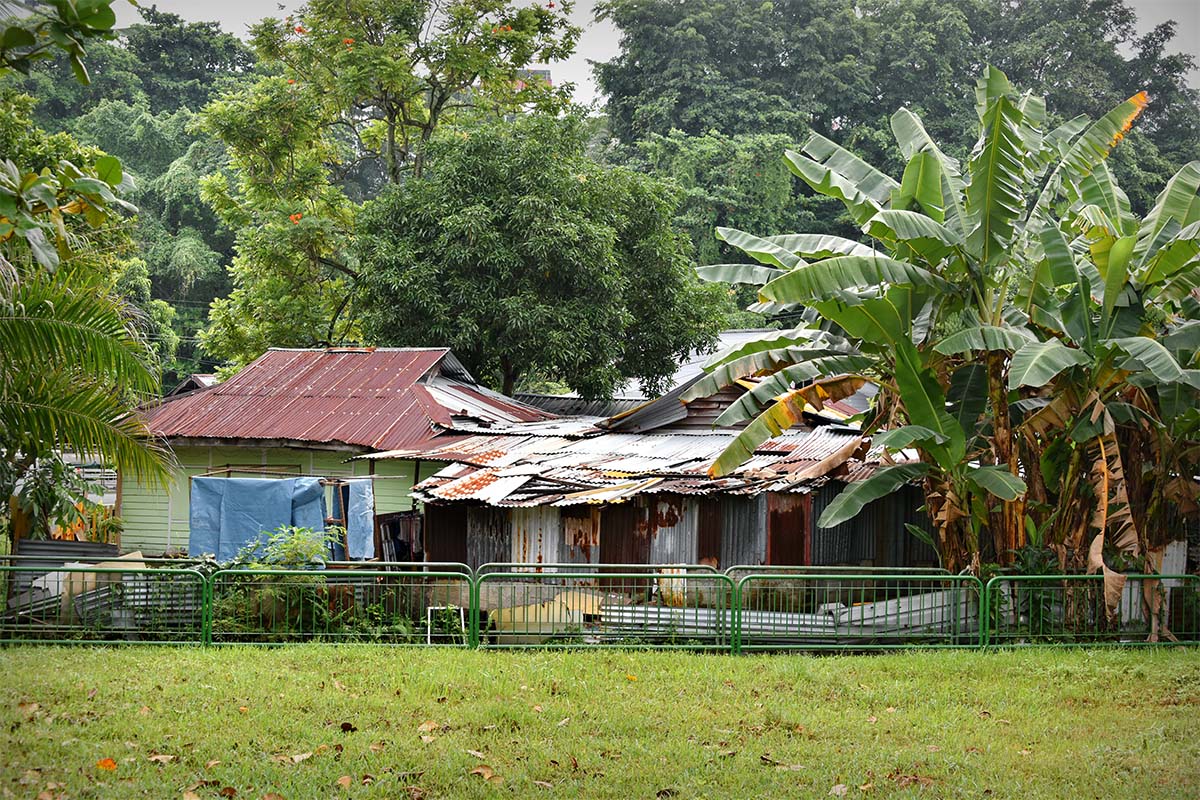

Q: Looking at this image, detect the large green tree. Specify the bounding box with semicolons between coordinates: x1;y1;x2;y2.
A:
357;113;725;398
198;0;580;369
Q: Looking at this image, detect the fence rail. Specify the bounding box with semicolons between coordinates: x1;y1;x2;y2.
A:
0;562;1197;651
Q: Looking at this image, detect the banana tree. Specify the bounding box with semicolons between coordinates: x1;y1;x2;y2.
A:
689;66;1200;572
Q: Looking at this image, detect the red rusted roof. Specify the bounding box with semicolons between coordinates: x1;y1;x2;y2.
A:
146;348;551;451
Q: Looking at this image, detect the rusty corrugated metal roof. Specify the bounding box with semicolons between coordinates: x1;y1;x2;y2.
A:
368;423;895;507
145;348;553;451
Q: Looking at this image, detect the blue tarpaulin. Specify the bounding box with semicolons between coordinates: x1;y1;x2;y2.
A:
327;479;376;561
189;477;327;562
346;479;375;559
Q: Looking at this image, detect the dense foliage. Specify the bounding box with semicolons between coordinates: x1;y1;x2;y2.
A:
694;67;1199;626
1;1;172;537
597;0;1200;257
358;113;725;397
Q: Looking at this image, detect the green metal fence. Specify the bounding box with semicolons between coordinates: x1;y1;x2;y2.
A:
0;565;206;644
475;570;736;650
984;573;1200;647
735;572;983;652
208;567;473;645
1;560;1197;650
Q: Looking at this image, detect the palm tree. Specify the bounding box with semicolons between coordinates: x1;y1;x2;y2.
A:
0;258;173;509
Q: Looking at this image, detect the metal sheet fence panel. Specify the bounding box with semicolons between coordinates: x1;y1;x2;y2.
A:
476;571;736;650
983;574;1200;647
735;573;983;651
0;566;206;644
208;569;472;645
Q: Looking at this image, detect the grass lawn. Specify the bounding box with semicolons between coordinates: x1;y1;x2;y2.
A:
1;647;1197;799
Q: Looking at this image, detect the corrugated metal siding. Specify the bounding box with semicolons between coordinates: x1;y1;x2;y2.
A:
467;506;511;567
767;493;810;565
697;498;721;565
643;496;698;564
811;483;935;567
425;504;468;563
510;507;561;565
560;507;601;564
721;495;767;568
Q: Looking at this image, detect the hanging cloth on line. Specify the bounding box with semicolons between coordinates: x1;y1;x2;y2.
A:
189;477;326;562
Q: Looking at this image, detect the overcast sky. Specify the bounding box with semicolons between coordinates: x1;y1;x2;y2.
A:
114;0;1198;103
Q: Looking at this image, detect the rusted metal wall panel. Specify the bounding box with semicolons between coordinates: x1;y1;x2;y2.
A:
510;506;561;565
467;506;510;567
423;504;467;564
767;493;810;565
560;507;601;564
811;483;935;567
644;495;698;565
600;504;649;564
720;495;767;568
696;498;722;566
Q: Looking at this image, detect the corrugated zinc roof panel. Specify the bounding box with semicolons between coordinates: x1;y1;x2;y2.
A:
145;348;550;451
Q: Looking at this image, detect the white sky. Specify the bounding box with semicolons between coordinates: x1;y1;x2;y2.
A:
114;0;1197;101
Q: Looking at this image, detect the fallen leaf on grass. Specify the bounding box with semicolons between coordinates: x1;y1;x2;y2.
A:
465;749;487;759
655;789;677;798
262;794;286;800
417;720;439;733
273;752;313;765
17;701;39;718
859;782;875;793
183;793;201;800
148;754;176;764
470;765;504;785
332;679;348;692
139;706;151;716
626;674;638;682
926;745;941;752
340;722;357;733
369;742;386;753
420;736;435;744
886;707;896;713
977;710;991;719
866;716;877;724
533;781;553;789
532;704;543;713
238;706;248;714
829;784;848;797
557;718;570;727
887;769;934;789
219;788;238;798
774;764;804;772
1018;749;1032;756
336;776;352;789
96;758;117;771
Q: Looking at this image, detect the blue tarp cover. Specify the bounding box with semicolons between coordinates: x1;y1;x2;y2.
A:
346;479;375;559
189;477;326;562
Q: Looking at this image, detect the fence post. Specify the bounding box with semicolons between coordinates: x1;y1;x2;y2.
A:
731;575;742;656
468;572;479;649
202;572;213;646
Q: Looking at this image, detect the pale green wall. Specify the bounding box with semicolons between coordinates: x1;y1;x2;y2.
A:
118;443;437;555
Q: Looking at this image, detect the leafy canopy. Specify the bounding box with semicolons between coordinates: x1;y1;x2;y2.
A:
357;113;725;398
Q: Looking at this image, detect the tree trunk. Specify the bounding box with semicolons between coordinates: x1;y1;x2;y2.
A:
987;351;1025;563
501;356;517;398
